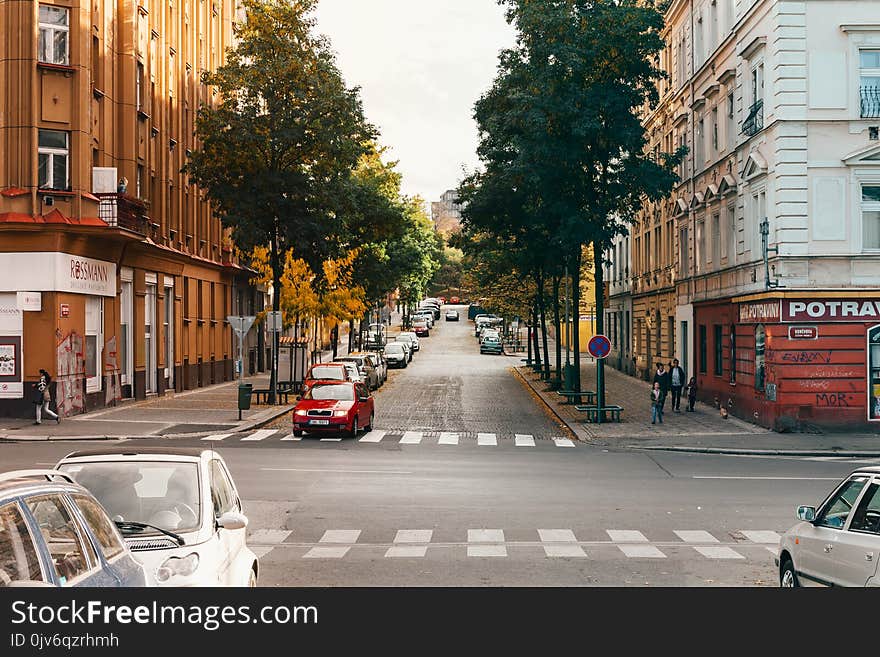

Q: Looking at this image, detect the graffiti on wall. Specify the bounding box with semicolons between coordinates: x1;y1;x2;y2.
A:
55;330;84;417
104;335;121;406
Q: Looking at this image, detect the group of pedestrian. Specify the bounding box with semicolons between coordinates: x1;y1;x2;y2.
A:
650;359;697;425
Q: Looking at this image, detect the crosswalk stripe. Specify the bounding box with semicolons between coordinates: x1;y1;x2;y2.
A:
674;530;719;543
538;529;577;543
438;432;459;445
248;529;292;544
553;438;575;448
467;545;507;557
201;433;232;441
468;529;504;543
544;545;588;558
617;545;666;558
740;530;781;544
319;530;361;544
320;438;342;442
303;546;350;559
515;434;535;447
693;546;744;560
359;430;387;443
250;546;276;558
607;530;649;543
477;432;497;446
385;546;428;558
399;431;423;444
280;434;301;441
394;530;433;543
241;429;277;442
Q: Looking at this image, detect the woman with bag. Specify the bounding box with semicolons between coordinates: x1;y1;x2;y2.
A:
33;368;60;425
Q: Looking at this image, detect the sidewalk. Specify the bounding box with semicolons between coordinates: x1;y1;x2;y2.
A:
510;334;880;456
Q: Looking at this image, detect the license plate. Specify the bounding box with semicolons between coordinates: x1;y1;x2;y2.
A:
309;419;330;425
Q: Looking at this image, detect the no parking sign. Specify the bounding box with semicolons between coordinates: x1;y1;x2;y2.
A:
588;334;611;359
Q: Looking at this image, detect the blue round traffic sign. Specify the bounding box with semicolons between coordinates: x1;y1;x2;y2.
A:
588;334;611;359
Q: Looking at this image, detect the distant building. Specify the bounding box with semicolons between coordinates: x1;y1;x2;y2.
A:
431;190;463;236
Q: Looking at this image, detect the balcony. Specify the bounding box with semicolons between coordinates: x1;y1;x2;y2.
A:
95;193;151;235
741;99;764;137
861;86;880;118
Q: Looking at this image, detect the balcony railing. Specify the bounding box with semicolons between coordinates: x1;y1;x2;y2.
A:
741;99;764;137
861;86;880;118
95;193;150;235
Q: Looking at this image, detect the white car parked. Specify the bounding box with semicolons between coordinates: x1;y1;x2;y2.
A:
776;466;880;587
56;447;259;587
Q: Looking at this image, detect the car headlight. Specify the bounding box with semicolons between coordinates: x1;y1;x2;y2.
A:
295;409;308;416
333;410;348;417
155;553;200;582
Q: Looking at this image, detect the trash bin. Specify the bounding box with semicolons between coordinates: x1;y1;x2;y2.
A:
238;383;253;410
562;363;578;390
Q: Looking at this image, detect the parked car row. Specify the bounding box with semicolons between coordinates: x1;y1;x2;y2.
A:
1;446;258;588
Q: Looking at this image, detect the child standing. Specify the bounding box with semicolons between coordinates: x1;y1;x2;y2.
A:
650;382;663;424
685;377;698;412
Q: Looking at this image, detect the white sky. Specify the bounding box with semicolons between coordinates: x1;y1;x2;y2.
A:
313;0;516;205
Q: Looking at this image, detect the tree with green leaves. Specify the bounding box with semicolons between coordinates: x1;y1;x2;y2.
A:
184;0;375;401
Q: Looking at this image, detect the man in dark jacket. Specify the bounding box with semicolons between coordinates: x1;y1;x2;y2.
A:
652;363;670;411
669;358;686;412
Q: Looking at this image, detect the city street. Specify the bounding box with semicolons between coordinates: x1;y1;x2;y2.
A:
2;306;876;586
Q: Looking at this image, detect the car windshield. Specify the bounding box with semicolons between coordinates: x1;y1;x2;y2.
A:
397;335;413;343
309;366;344;380
58;461;201;534
338;357;364;367
386;344;404;354
304;383;354;401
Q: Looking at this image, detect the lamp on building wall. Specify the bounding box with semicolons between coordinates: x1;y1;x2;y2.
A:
760;217;781;290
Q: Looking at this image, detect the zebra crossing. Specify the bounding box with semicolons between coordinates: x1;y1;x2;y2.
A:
199;428;579;448
247;526;783;561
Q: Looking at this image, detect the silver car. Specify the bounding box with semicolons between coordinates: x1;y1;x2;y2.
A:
776;466;880;587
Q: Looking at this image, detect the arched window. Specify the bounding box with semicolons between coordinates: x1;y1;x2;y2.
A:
755;324;765;392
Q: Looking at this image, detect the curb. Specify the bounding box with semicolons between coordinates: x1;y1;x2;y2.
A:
510;366;590;444
629;445;880;457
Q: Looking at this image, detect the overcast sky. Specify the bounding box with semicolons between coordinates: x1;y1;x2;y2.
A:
313;0;516;205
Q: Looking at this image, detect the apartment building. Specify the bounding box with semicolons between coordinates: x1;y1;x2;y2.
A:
0;0;264;417
620;0;880;429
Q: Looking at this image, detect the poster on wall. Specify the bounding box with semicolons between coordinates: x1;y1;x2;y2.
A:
868;325;880;421
0;344;14;376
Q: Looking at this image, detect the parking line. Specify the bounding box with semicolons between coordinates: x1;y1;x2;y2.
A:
399;431;423;444
359;430;387;443
438;432;459;445
514;434;535;447
477;433;497;446
241;429;277;442
320;438;342;442
280;434;301;441
553;438;575;448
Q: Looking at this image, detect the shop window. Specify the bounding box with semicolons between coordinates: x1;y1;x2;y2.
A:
38;5;69;65
729;324;737;384
869;324;880;421
699;325;707;374
755;323;766;392
713;325;723;375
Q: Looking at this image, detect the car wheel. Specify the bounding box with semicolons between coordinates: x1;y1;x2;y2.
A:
365;412;374;431
248;568;257;587
349;417;359;439
780;558;799;588
293;429;303;437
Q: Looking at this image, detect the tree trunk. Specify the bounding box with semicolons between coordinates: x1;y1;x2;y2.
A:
331;323;339;360
552;274;562;388
531;298;542;370
537;271;550;380
348;319;355;352
571;248;581;393
269;226;281;405
593;240;606;408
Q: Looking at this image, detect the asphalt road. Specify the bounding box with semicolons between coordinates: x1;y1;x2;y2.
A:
2;305;876;586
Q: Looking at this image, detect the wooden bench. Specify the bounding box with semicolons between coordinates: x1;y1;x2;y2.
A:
575;404;624;423
555;390;597;405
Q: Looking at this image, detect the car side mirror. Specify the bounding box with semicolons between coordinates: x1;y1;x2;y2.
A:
295;395;301;401
797;505;816;522
217;511;248;531
359;396;370;402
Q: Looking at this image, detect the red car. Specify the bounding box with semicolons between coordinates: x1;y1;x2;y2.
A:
302;362;352;394
292;381;375;438
450;296;460;304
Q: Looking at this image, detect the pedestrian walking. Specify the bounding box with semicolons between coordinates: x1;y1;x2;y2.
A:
33;369;60;425
650;382;664;424
685;376;698;412
669;358;686;412
652;363;670;411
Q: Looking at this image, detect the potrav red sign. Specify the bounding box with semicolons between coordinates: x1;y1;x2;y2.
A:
782;299;880;322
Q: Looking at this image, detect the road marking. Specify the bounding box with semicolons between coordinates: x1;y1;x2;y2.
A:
399;431;423;444
319;530;361;544
241;429;276;441
514;434;535;447
766;546;778;555
359;430;387;443
693;476;841;481
477;432;497;446
553;438;575;448
740;530;782;544
394;530;433;543
280;434;301;441
248;529;292;544
693;546;744;560
261;468;413;474
385;546;428;558
607;530;649;543
544;544;588;558
250;546;276;558
438;432;459;445
617;545;666;558
674;530;719;543
303;546;350;559
320;438;342;442
538;529;577;543
468;529;504;543
467;545;507;557
201;433;231;441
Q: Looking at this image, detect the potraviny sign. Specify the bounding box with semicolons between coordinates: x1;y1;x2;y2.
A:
782;299;880;323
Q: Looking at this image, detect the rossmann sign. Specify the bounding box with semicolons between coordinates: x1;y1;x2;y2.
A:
782;299;880;322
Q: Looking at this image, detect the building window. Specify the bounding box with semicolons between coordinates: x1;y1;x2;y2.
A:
679;226;689;276
729;323;737;384
38;5;69;65
711;212;720;268
713;324;723;376
711;107;719;152
136;62;145;111
859;50;880;118
695;14;704;69
696;116;705;165
699;325;707;374
862;185;880;250
755;324;766;392
727;92;735;149
743;62;764;136
696;218;705;272
136;165;144;199
37;129;69;190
